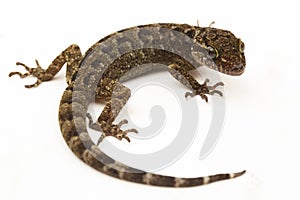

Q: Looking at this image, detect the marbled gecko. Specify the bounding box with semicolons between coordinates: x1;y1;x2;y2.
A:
9;23;246;187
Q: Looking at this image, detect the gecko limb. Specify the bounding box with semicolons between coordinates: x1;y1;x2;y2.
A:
9;44;82;88
89;79;138;144
168;63;224;102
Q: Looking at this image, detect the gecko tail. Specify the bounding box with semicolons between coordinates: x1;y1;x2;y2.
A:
120;170;246;187
66;133;246;188
64;127;245;188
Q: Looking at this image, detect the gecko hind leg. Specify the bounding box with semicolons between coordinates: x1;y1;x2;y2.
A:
9;44;82;88
87;80;138;145
168;63;224;102
9;60;50;88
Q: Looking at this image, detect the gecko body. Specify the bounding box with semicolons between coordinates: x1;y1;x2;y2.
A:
9;23;246;187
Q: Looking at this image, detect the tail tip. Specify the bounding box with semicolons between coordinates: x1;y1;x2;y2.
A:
231;170;246;178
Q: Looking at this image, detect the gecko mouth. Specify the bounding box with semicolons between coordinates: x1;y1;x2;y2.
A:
220;63;245;76
230;63;245;76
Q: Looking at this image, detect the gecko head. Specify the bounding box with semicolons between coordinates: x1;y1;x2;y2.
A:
192;27;246;76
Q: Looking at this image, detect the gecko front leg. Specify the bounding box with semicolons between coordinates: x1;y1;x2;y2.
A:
168;63;224;102
9;44;82;88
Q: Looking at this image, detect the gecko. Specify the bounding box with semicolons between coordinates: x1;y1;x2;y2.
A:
9;23;246;187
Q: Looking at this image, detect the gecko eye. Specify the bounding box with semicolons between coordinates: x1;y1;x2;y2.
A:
207;46;218;59
238;39;245;53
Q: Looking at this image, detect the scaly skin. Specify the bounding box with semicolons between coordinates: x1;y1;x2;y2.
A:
9;23;246;187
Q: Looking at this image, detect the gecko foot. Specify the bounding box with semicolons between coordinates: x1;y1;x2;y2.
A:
185;79;224;102
9;60;53;88
87;113;138;145
99;120;138;144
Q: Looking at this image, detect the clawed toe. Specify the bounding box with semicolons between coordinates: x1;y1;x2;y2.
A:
185;91;208;101
9;71;30;78
185;91;194;99
209;89;223;97
207;82;224;90
86;113;94;125
114;127;138;142
96;134;106;145
124;128;138;134
206;81;224;97
88;115;138;144
185;79;224;102
9;60;52;88
86;113;102;131
117;119;128;127
25;79;42;88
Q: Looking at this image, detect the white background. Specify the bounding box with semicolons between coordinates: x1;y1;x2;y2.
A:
1;0;299;199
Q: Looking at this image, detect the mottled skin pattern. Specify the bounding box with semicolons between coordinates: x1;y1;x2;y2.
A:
9;23;246;187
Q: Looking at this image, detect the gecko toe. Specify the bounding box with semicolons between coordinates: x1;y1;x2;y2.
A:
185;80;224;102
207;81;224;90
25;79;42;88
117;119;128;128
185;91;195;99
209;89;223;97
124;128;138;134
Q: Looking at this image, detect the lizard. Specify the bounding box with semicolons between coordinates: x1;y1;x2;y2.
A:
9;23;246;187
